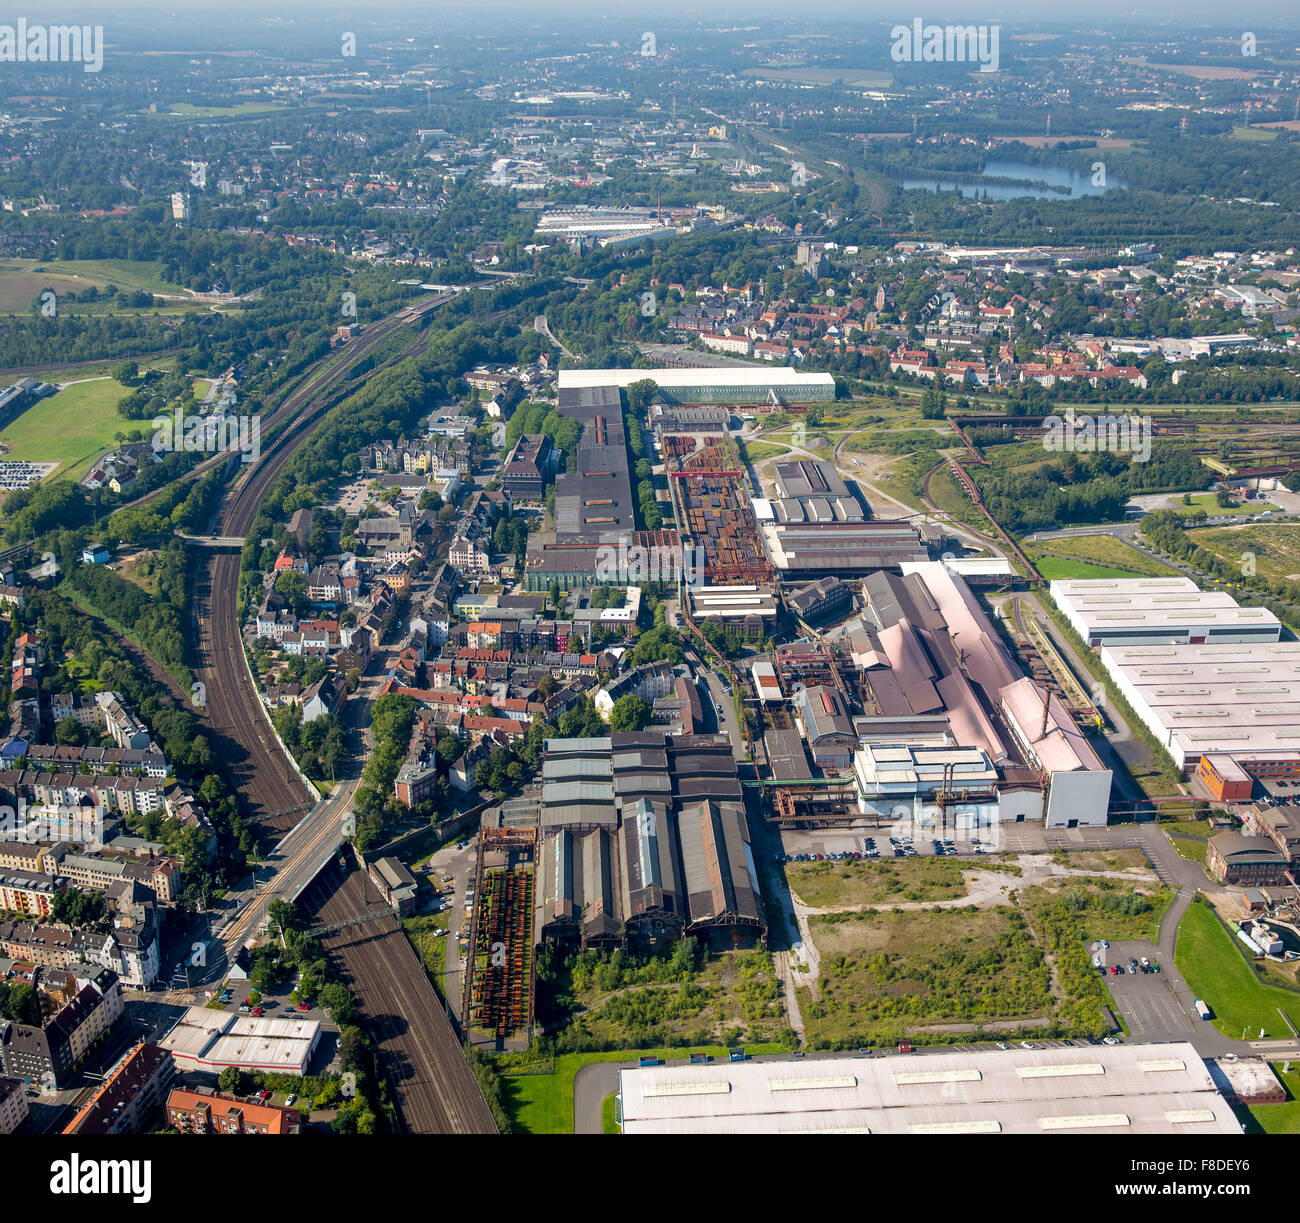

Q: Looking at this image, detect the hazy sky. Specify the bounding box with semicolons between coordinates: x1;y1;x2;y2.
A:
44;1;1300;24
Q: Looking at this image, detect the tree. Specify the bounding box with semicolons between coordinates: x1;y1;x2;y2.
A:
609;693;653;732
218;1065;246;1096
110;360;139;386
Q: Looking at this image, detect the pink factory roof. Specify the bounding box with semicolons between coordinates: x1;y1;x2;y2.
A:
999;677;1105;774
877;622;942;713
936;670;1010;763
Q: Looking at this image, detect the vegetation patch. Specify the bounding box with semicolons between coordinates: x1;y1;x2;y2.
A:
799;906;1054;1047
786;856;969;908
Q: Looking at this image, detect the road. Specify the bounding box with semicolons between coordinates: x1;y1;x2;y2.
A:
534;313;575;359
688;652;744;759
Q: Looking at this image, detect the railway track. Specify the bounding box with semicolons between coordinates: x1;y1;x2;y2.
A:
189;295;451;831
299;857;498;1135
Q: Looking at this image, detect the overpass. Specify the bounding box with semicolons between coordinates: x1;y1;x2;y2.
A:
178;533;247;549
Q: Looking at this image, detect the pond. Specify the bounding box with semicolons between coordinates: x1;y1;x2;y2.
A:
899;159;1127;200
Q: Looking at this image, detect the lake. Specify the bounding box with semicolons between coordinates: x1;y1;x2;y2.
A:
899;159;1127;200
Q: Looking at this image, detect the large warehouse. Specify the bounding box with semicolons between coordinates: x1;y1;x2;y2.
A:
556;366;835;404
616;1043;1242;1135
1099;640;1300;771
534;733;765;950
1051;577;1282;647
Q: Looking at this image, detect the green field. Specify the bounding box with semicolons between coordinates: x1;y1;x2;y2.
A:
155;101;288;118
786;856;969;908
1031;556;1162;581
1186;523;1300;584
1027;877;1173;944
742;441;789;463
0;258;181;299
799;905;1054;1045
1029;533;1176;577
502;1043;783;1134
0;377;132;482
1231;125;1279;141
1175;901;1300;1039
743;65;892;87
1170;491;1277;517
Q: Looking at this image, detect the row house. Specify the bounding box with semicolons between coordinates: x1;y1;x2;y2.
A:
23;744;168;779
93;693;151;752
46;847;181;906
256;607;298;642
0;963;124;1088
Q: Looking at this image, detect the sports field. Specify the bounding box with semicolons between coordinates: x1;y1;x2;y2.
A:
0;378;132;482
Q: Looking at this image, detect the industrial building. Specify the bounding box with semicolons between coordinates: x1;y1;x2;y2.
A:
556;367;835;405
1206;834;1293;887
1051;577;1282;647
533;732;764;950
616;1042;1242;1134
688;584;779;631
760;518;928;576
998;677;1112;828
1098;641;1300;771
368;856;419;917
795;685;858;770
159;1008;322;1076
552;383;636;537
787;576;853;625
500;433;556;502
768;459;864;523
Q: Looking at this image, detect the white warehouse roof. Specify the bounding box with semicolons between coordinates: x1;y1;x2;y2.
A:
617;1043;1241;1135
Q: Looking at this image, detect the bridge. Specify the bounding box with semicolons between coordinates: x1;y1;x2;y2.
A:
178;533;247;549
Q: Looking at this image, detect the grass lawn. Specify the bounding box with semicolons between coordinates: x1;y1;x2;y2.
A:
742;441;789;462
1231;125;1279;141
501;1043;783;1134
1031;556;1164;581
1241;1064;1300;1135
786;856;969;908
0;377;132;482
601;1094;619;1134
1029;533;1176;577
0;257;181;299
1175;901;1300;1039
156;101;289;118
402;913;451;1004
1170;492;1277;517
1166;835;1209;863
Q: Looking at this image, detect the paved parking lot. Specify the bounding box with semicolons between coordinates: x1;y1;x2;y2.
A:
777;824;999;861
1090;938;1196;1040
